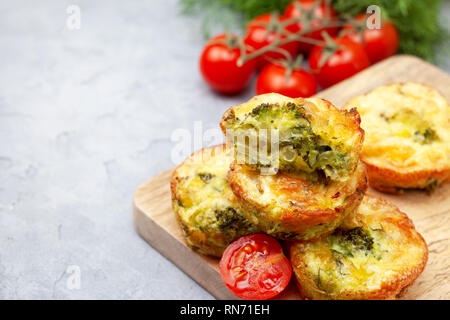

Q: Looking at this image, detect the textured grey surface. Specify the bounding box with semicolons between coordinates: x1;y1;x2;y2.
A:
0;0;449;299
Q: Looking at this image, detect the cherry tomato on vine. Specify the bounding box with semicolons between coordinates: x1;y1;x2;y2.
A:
199;34;257;94
219;234;292;300
283;0;339;53
309;36;370;88
342;14;399;63
244;13;300;68
256;63;317;98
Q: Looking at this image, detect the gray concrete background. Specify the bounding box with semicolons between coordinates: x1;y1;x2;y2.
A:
0;0;448;299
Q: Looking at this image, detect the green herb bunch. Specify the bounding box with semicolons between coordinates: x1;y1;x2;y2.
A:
181;0;292;36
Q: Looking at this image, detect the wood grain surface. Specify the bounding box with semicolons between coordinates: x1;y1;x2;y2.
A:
133;55;450;300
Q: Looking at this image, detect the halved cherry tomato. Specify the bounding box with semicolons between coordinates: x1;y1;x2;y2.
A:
219;234;292;300
244;13;300;68
309;36;370;88
199;34;257;94
283;0;339;53
256;63;317;98
342;14;399;63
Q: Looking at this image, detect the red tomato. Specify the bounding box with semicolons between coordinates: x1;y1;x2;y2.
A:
219;234;292;300
342;14;399;63
309;36;370;88
199;34;257;94
284;0;339;53
244;13;300;68
256;63;317;98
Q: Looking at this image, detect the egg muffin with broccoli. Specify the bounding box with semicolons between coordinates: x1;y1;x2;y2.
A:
171;145;259;257
222;93;367;240
228;160;367;241
289;195;428;300
220;93;364;181
346;82;450;193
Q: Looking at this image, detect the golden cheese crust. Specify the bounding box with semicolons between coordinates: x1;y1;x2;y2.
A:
227;161;368;240
289;195;428;300
220;93;364;182
170;145;259;257
346;82;450;193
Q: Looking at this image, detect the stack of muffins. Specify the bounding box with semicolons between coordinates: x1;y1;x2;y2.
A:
171;93;428;300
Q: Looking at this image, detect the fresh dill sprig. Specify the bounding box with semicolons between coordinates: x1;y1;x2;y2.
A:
181;0;292;21
180;0;292;38
180;0;245;38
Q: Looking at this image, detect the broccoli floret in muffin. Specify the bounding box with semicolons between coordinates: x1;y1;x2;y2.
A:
215;207;256;234
221;94;364;181
329;227;374;258
383;108;440;144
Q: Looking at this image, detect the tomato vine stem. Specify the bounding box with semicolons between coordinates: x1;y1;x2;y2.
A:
234;0;361;67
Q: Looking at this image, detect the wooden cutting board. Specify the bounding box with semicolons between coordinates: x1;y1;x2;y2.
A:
133;55;450;300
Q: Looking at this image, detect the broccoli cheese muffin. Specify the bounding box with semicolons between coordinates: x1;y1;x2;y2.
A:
228;161;368;240
346;82;450;193
289;195;428;300
171;145;259;257
221;93;364;181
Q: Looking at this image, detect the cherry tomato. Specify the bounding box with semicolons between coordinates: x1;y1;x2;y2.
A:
199;34;257;94
244;13;300;68
309;36;370;88
342;14;399;63
256;63;317;98
219;234;292;300
284;0;339;53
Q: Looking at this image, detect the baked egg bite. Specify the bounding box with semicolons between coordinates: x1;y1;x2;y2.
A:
220;93;364;181
227;160;368;241
346;82;450;193
170;144;259;257
289;195;428;300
